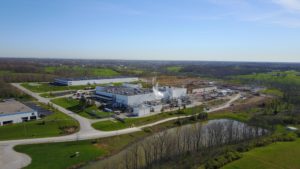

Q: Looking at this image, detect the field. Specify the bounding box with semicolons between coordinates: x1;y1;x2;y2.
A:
15;131;147;169
233;71;300;87
51;98;111;119
222;139;300;169
0;104;79;141
92;106;204;131
166;66;182;72
44;66;120;77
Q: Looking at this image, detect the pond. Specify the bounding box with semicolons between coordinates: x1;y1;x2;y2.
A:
82;119;268;169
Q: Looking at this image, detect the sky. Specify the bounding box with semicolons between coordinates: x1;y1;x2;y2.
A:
0;0;300;62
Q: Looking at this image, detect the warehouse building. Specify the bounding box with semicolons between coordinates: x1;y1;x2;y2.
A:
54;77;139;86
0;99;39;126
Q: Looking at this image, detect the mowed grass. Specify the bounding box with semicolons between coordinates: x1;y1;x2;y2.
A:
92;106;204;131
51;97;111;119
21;83;94;93
51;97;79;108
15;141;106;169
15;131;147;169
0;105;79;140
222;139;300;169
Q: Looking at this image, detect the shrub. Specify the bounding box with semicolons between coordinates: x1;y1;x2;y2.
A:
198;112;208;120
205;151;242;169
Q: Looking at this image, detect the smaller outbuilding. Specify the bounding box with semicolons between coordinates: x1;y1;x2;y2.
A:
0;99;38;126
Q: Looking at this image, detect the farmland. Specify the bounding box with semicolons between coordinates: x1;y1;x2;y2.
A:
44;66;120;77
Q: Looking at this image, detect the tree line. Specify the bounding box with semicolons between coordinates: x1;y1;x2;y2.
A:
92;120;267;169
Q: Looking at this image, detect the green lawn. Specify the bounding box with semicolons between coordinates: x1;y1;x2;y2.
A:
222;139;300;169
21;83;94;93
0;104;79;141
15;141;106;169
51;98;111;119
92;106;204;131
15;131;147;169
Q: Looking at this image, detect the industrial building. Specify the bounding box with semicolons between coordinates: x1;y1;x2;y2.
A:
95;85;156;107
95;84;188;116
192;86;218;94
54;77;139;86
0;99;38;126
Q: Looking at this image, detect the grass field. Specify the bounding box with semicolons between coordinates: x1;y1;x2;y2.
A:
0;104;79;141
44;66;120;77
222;139;300;169
92;106;204;131
15;131;147;169
51;98;111;119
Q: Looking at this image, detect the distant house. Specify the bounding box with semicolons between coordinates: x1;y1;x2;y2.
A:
0;99;38;126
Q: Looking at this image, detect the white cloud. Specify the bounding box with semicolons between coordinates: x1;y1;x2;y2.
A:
273;0;300;11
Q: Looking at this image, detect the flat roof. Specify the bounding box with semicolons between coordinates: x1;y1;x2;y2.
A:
55;76;138;82
0;99;35;116
99;86;153;96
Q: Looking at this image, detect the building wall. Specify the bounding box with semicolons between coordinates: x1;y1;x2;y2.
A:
0;111;38;126
96;89;156;107
123;93;156;106
161;87;187;99
133;106;151;116
170;88;187;98
55;77;139;86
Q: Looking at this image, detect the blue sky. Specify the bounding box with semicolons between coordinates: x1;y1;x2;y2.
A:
1;0;300;62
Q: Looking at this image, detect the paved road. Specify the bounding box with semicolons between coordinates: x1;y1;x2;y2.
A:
0;83;240;169
11;83;97;134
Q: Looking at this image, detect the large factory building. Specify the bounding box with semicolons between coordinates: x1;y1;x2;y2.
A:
95;85;156;107
95;83;188;116
54;77;138;86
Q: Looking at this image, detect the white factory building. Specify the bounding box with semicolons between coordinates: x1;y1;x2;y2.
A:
95;84;187;116
54;77;139;86
95;85;156;107
0;99;39;126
